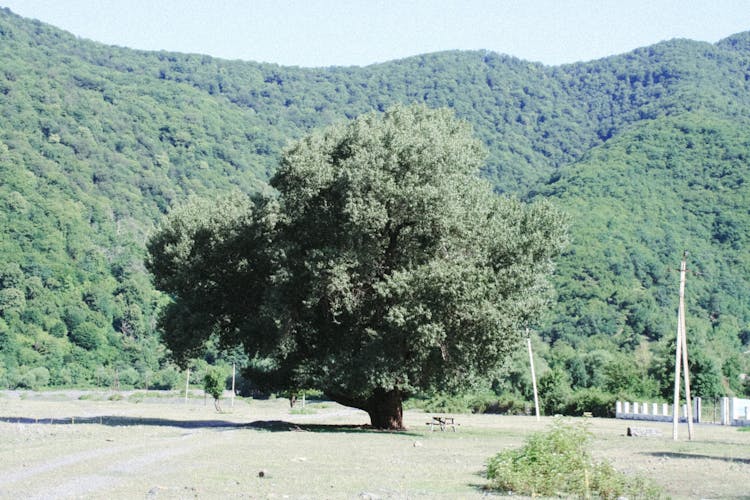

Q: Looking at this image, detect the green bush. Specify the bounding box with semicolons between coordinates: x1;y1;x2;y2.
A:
563;388;618;417
408;392;532;415
486;417;662;498
16;366;50;390
411;393;473;414
94;366;114;387
117;367;140;388
538;368;573;415
150;366;182;390
470;395;531;415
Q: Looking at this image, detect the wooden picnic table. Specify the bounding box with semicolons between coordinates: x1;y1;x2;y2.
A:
426;416;459;431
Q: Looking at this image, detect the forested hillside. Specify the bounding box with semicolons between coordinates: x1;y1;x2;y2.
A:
0;7;748;402
528;113;750;406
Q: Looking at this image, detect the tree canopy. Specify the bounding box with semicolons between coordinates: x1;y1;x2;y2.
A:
2;7;749;406
147;105;567;428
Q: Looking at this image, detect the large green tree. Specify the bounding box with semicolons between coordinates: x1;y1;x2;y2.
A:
147;105;567;428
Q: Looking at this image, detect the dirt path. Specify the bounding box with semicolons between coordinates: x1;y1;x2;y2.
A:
1;426;215;499
0;393;242;499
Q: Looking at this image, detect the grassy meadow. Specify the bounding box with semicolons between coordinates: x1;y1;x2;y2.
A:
0;390;748;498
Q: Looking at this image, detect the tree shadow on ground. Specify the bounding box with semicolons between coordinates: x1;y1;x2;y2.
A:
247;419;421;436
0;415;245;429
0;416;419;435
642;451;750;464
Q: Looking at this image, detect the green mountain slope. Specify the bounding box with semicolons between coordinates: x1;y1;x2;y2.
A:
531;112;750;397
0;9;274;386
0;7;748;395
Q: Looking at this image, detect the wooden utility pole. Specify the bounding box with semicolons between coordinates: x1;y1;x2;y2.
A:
672;294;682;440
672;251;694;440
231;363;236;408
184;367;190;404
681;262;694;440
527;332;540;421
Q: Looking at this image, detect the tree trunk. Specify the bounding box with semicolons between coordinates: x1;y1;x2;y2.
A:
365;388;404;430
326;388;405;430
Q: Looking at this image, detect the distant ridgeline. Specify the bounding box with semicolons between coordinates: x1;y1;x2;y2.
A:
0;7;748;401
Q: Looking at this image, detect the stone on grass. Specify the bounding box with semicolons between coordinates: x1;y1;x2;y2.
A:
627;426;663;437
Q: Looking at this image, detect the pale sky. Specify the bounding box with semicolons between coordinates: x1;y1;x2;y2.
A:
2;0;750;67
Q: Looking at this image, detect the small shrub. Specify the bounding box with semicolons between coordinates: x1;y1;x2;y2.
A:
563;388;618;417
538;368;572;415
151;366;182;390
117;367;140;388
485;417;662;499
127;390;165;403
408;392;531;415
289;407;316;415
470;395;531;415
94;366;114;387
78;392;107;401
418;393;473;413
16;367;50;390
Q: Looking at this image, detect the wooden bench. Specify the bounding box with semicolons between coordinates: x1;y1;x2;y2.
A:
426;416;459;432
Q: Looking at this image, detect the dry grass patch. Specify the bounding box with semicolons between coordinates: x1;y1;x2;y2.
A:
0;391;748;498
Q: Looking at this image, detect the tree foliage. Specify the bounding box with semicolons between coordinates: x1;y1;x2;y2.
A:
203;368;224;411
0;7;749;404
148;105;567;428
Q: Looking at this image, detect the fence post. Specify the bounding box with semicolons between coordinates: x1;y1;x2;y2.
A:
720;397;729;425
693;397;701;423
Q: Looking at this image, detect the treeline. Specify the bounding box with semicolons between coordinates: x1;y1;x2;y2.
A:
0;7;748;404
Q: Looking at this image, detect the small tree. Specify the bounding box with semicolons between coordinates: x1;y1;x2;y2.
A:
203;369;224;412
147;105;567;429
690;349;724;399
